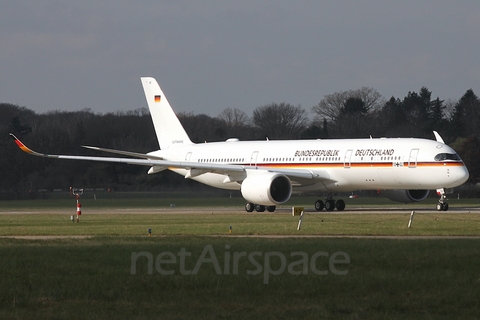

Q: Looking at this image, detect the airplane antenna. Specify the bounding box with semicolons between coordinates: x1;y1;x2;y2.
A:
433;131;445;143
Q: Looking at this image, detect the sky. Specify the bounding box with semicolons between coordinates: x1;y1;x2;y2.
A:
1;1;479;117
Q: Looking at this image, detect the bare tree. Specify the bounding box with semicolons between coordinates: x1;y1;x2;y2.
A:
312;87;384;122
217;108;250;127
216;108;253;140
252;103;309;139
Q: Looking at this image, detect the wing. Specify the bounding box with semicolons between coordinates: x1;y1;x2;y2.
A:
11;134;164;167
81;145;164;160
10;134;330;185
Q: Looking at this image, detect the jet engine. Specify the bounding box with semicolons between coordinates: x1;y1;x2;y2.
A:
382;189;430;203
241;172;292;206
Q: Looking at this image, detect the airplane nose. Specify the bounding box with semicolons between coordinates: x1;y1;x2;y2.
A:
454;164;469;186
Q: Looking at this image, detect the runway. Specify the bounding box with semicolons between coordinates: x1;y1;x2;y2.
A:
1;205;479;215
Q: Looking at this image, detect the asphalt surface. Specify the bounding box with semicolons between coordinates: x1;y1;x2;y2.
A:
1;206;479;215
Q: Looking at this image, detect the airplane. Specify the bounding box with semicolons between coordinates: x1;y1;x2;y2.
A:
11;77;469;212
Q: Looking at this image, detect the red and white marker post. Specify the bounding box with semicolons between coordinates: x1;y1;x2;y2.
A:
70;187;84;223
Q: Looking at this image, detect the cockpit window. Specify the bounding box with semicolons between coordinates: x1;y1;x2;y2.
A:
434;153;461;161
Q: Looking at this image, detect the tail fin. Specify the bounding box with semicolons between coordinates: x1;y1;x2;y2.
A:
141;77;193;149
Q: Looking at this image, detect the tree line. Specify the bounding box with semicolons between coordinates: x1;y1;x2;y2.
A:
1;86;480;199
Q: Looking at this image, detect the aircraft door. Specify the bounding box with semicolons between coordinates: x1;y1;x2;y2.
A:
408;149;419;168
344;149;353;168
250;151;259;167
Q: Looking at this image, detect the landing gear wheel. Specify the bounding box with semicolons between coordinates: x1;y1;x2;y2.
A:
335;199;345;211
245;203;254;212
255;204;266;212
325;200;336;211
436;202;449;211
267;206;276;212
315;200;324;211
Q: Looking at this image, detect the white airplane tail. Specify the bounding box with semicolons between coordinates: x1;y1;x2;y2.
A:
141;77;193;149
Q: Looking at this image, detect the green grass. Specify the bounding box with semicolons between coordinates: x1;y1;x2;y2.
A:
1;237;479;319
0;211;479;236
0;198;479;318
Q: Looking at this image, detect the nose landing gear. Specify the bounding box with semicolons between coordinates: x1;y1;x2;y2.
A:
436;188;449;211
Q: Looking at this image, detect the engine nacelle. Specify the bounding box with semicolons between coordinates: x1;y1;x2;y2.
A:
241;173;292;206
382;189;430;203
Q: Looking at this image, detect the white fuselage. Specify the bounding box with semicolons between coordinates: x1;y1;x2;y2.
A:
149;137;469;193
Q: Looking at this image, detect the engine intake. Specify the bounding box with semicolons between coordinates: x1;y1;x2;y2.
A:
382;189;430;203
241;173;292;206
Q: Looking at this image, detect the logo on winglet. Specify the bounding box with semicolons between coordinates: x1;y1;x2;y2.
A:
154;95;161;103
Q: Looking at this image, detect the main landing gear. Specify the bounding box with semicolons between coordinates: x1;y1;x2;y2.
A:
245;203;276;212
436;188;449;211
314;196;345;211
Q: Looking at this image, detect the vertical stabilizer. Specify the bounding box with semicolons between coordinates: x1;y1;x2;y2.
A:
141;77;193;149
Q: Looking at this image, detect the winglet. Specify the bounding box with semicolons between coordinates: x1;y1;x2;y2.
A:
10;133;48;157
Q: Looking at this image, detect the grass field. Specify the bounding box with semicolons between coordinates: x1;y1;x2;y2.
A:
1;237;480;319
1;211;480;237
1;197;480;319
